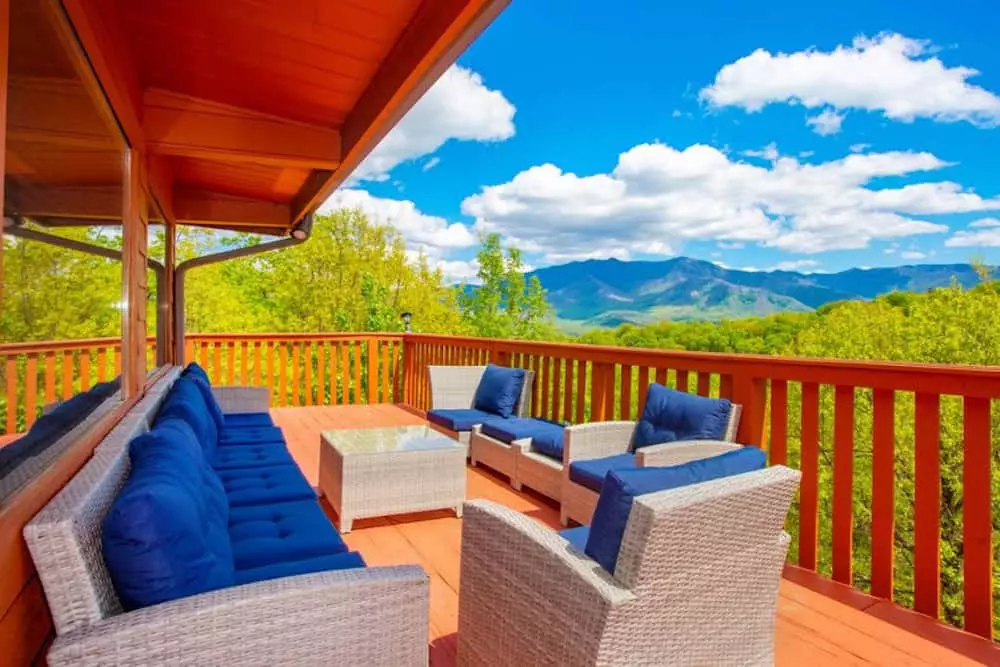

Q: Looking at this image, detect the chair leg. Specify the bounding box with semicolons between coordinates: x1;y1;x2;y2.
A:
559;509;569;527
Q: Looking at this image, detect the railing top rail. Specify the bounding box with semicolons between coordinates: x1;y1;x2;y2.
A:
186;333;404;342
0;338;127;354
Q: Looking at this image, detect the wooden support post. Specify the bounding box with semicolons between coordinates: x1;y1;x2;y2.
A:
0;0;8;322
121;149;148;398
732;374;767;447
162;221;176;365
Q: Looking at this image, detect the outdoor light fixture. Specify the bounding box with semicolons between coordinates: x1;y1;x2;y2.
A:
400;311;413;332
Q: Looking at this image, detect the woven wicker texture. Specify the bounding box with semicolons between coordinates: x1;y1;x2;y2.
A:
211;385;271;413
428;365;535;417
458;466;800;666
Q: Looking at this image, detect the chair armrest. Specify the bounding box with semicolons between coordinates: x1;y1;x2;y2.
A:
459;501;635;665
48;566;428;667
635;440;743;468
212;386;271;414
564;421;635;463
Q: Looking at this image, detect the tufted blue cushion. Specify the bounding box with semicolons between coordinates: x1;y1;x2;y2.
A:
224;412;275;429
228;499;348;569
480;417;566;461
102;421;234;610
210;444;296;471
218;426;286;447
472;364;526;418
632;384;732;450
558;525;590;553
158;377;219;455
235;551;366;586
427;408;496;432
585;446;767;574
216;465;316;507
567;453;637;493
183;362;211;384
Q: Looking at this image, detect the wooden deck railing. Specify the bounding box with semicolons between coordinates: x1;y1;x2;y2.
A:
1;331;997;640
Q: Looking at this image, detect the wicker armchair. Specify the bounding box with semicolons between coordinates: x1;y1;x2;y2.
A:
560;405;742;526
25;386;430;667
427;365;534;451
457;466;801;666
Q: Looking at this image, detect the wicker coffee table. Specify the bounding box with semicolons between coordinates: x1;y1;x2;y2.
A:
319;425;467;532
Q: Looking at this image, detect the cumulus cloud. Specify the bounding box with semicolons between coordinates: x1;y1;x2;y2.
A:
742;142;779;161
945;218;1000;247
461;142;1000;262
700;33;1000;131
807;109;844;135
900;250;928;260
353;66;515;181
771;259;821;272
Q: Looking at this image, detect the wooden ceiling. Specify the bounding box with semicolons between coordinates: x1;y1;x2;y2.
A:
3;0;510;235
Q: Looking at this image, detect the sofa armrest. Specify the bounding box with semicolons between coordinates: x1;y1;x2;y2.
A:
212;386;271;414
563;421;635;464
458;501;635;665
635;440;743;468
48;566;428;667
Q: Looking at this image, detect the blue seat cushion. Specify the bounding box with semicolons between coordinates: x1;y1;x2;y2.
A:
228;499;348;569
558;525;590;553
235;551;366;586
218;426;286;446
472;364;526;418
632;384;733;450
224;412;275;428
481;417;565;461
568;453;637;493
210;444;297;470
102;420;233;611
217;465;316;507
585;446;767;574
426;408;496;432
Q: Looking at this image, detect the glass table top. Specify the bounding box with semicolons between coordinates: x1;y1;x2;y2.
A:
322;425;464;455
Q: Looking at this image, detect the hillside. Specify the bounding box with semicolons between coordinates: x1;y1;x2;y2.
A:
527;257;984;328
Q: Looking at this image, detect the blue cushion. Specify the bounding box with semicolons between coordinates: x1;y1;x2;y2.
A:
585;447;767;574
426;408;496;432
234;551;366;586
158;377;219;455
190;376;225;432
211;444;296;471
103;422;234;610
472;364;526;418
228;499;348;569
224;412;275;428
218;426;286;446
217;465;316;507
567;453;637;493
632;384;732;450
150;419;230;524
558;525;590;553
183;362;211;384
480;417;565;461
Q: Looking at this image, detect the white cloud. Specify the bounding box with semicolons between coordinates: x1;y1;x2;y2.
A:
460;142;1000;262
432;258;481;283
850;143;871;153
320;189;476;252
422;157;441;172
900;250;927;260
799;150;815;158
945;218;1000;247
807;109;844;135
742;142;779;161
353;66;515;181
717;241;745;250
771;259;821;272
700;33;1000;131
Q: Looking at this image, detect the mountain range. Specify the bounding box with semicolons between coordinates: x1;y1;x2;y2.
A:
525;257;984;330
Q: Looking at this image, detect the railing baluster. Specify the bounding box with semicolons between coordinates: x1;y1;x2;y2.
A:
305;341;315;406
278;342;288;407
199;341;209;370
97;347;107;383
80;351;91;391
340;342;349;405
353;341;361;405
676;369;689;393
25;354;38;429
61;351;73;400
43;351;56;406
562;359;573;422
551;358;564;421
769;379;788;465
113;346;121;377
254;342;263;387
799;381;820;570
6;357;18;434
833;385;855;585
328;342;338;405
226;341;235;385
870;388;896;600
637;368;650;417
185;338;194;365
266;341;275;402
962;395;993;639
604;364;616;419
291;342;301;406
655;367;667;387
914;392;941;619
212;343;222;384
719;373;733;400
240;341;249;385
317;342;327;406
381;341;391;403
367;339;378;404
697;371;710;397
575;360;586;424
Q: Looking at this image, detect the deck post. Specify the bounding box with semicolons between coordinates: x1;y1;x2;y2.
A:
0;0;7;319
160;221;176;365
121;149;148;398
732;375;767;448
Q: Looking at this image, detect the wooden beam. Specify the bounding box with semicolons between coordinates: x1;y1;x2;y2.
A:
6;76;118;151
291;0;511;221
6;182;122;220
146;154;175;223
144;90;341;170
174;189;290;229
121;149;147;398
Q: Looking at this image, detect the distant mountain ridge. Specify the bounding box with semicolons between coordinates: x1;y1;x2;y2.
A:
525;257;984;329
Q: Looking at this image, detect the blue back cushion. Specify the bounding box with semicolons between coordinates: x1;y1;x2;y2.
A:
102;420;234;610
183;362;211;385
158;377;218;455
632;384;732;450
190;376;226;432
584;446;766;574
472;365;526;418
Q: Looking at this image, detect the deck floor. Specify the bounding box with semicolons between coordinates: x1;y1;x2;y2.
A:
272;405;990;667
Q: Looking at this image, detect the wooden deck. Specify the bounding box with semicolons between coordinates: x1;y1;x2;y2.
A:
271;405;996;667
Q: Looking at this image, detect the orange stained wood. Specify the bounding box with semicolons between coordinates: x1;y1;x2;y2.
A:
272;404;999;667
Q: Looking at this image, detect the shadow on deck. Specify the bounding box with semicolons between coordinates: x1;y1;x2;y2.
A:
270;405;996;667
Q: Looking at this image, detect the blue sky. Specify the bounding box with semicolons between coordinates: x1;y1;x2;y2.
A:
321;0;1000;279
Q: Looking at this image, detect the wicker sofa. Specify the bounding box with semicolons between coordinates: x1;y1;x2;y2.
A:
560;395;742;527
25;365;429;666
457;465;801;666
425;364;534;452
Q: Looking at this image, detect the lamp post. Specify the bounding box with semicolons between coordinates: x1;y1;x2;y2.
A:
400;311;413;332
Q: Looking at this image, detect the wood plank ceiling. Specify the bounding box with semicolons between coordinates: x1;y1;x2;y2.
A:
3;0;509;235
